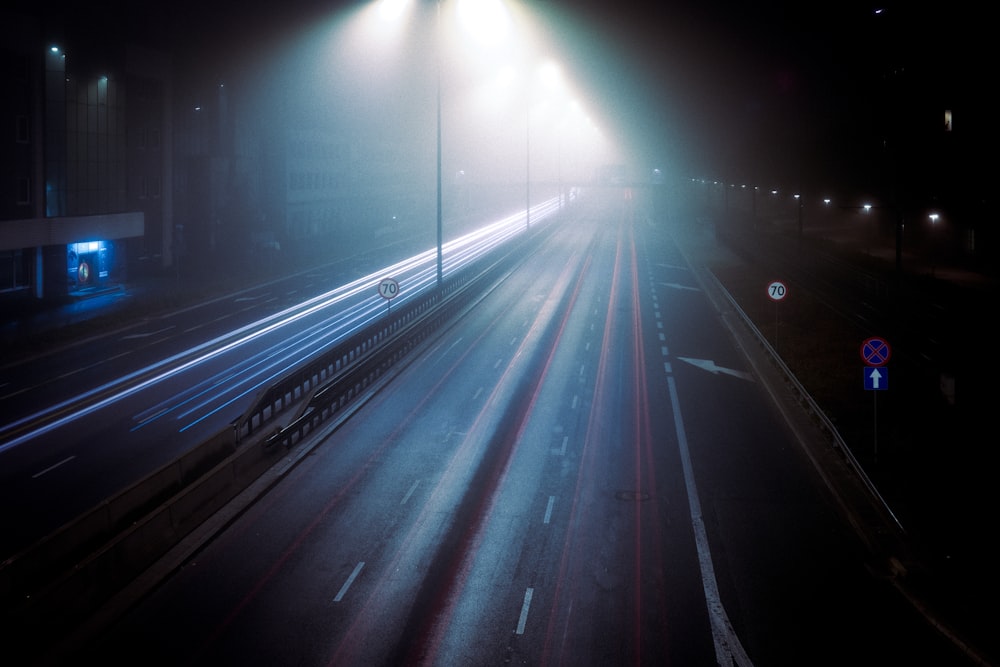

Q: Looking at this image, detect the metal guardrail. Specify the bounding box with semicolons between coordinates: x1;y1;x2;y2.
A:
259;239;520;451
234;227;527;446
704;267;904;533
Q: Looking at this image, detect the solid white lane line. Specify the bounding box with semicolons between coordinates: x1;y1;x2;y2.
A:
333;561;365;602
668;376;753;666
516;587;534;635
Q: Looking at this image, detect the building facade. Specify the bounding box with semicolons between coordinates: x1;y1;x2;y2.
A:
1;10;171;303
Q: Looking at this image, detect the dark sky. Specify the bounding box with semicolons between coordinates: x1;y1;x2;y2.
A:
18;0;980;190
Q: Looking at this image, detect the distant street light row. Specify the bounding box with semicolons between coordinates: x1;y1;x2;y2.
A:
691;178;946;228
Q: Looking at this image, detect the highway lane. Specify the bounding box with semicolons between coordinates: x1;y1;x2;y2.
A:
59;190;972;666
0;199;565;560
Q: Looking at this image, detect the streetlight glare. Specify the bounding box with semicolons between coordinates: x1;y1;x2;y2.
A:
378;0;411;22
455;0;512;50
539;59;560;81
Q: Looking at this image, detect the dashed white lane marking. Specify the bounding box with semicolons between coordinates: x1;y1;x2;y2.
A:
543;496;556;524
120;326;175;340
32;455;76;478
333;561;365;602
401;479;420;505
516;587;534;635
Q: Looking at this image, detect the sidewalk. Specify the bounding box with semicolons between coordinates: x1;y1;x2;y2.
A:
671;206;998;667
775;210;997;294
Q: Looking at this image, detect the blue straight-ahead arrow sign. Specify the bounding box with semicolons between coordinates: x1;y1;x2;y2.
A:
864;366;889;390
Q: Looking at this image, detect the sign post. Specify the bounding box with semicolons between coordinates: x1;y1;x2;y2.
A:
767;281;787;351
378;277;400;315
860;336;891;462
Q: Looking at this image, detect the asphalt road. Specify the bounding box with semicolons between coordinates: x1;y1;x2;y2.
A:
0;200;563;560
42;190;974;666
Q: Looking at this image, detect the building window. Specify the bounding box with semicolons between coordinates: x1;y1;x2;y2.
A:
17;177;30;205
16;116;29;144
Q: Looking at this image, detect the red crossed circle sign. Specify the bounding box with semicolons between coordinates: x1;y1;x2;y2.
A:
860;337;891;366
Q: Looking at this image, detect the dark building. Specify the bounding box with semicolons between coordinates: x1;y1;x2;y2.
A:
1;10;172;303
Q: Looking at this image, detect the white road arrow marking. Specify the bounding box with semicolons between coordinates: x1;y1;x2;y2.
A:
677;357;754;382
659;282;701;292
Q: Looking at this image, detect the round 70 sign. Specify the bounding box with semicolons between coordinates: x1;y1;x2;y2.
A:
767;281;787;301
378;278;400;300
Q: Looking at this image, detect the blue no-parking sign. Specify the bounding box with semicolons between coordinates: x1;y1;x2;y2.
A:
860;337;891;366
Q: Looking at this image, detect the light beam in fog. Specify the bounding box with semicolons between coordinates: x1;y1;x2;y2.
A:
0;198;568;453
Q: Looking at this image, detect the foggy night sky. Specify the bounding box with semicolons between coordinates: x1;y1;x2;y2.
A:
14;0;981;191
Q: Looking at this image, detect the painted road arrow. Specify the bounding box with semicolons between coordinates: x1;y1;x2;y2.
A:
677;357;754;382
659;282;701;292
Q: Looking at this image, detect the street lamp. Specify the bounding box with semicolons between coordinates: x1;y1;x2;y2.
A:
794;193;803;237
928;212;941;275
436;0;443;286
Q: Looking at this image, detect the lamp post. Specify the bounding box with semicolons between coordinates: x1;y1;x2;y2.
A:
795;192;803;237
526;100;530;229
928;212;940;276
436;0;443;287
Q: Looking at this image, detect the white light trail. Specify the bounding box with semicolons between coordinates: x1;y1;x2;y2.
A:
0;197;567;453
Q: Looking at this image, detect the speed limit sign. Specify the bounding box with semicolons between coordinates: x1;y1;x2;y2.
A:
378;277;400;300
767;281;787;301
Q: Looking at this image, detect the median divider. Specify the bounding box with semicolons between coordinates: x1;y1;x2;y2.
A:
1;217;558;660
